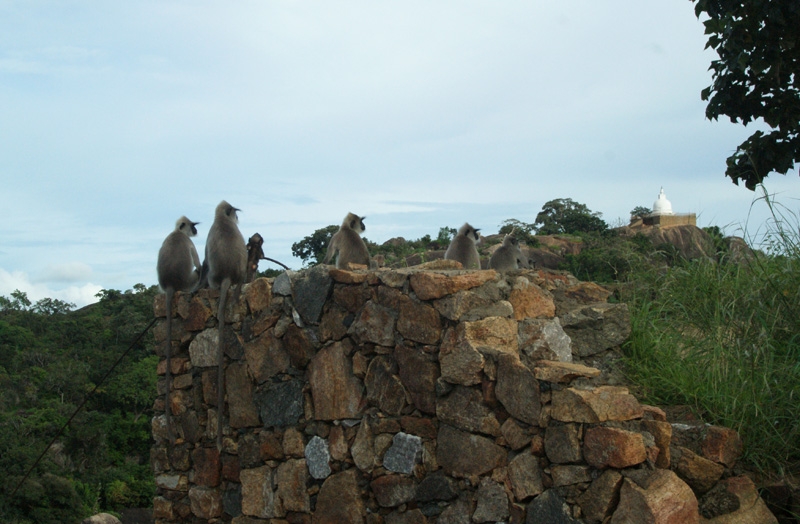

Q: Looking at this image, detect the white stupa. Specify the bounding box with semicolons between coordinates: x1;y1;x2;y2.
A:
652;187;674;216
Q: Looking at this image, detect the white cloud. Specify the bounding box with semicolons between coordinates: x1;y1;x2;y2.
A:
33;262;94;284
0;268;102;309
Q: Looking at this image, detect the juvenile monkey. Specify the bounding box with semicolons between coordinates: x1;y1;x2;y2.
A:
445;222;481;269
156;216;201;443
204;200;247;448
489;234;530;272
323;212;371;269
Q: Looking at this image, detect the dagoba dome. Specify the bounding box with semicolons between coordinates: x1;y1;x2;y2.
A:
652;187;674;215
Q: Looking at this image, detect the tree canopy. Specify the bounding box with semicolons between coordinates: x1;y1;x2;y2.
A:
692;0;800;189
534;198;608;235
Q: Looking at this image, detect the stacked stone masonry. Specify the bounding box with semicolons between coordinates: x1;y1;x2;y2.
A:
152;262;777;524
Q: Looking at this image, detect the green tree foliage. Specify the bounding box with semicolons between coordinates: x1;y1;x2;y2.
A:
692;0;800;188
0;285;159;523
561;232;654;283
629;206;652;219
534;198;608;236
435;227;456;249
291;224;339;266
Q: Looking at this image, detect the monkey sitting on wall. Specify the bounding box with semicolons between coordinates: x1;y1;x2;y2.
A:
324;212;371;269
156;216;201;443
444;222;481;269
202;200;247;449
488;233;530;272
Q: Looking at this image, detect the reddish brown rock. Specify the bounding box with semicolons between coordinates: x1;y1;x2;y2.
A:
371;475;417;507
551;386;643;423
545;423;582;464
439;327;484;386
365;355;407;416
226;361;260;428
307;341;364;420
533;361;601;383
395;345;439;414
192;447;221;487
436;385;501;436
313;469;365;524
333;284;373;313
351;417;376;473
555;281;613;312
437;424;506;478
221;453;240;482
495;354;541;426
584;426;647;469
276;459;310;513
700;476;778;523
642;405;668;421
507;450;544;500
641;420;672;469
577;470;624;523
329;268;374;284
609;470;699;524
189;486;222;519
241;466;278;518
551;465;592;487
184;296;213;332
701;426;743;468
433;289;492;321
282;427;305;458
320;304;349;342
460;316;519;357
283;324;317;368
410;270;497;300
401;416;438;440
348;301;396;347
500;418;530;451
508;277;556;320
260;432;285;460
244;330;290;383
328;425;348;462
153;496;174;520
397;298;442;344
245;278;272;313
157;357;191;376
674;446;725;494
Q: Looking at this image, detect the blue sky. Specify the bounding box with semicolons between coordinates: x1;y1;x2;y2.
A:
1;1;798;308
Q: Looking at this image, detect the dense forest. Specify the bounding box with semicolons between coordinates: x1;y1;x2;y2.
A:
0;286;159;524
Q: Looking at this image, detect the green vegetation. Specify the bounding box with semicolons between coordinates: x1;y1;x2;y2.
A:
620;194;800;477
0;285;158;524
534;198;608;235
692;0;800;188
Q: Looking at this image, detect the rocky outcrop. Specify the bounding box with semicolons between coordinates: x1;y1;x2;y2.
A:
151;266;776;523
619;224;716;261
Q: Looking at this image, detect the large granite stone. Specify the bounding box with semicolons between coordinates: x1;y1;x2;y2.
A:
437;424;506;478
307;340;364;420
254;378;304;428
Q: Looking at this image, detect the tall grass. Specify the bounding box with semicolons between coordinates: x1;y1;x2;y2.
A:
621;188;800;477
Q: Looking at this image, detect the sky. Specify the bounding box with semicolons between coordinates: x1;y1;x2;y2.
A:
1;1;798;309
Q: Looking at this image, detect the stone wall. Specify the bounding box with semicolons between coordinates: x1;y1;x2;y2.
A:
642;213;697;228
151;263;776;524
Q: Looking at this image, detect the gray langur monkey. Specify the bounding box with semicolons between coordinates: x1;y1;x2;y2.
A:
204;200;247;449
489;234;530;272
323;212;371;269
444;222;481;269
157;216;201;443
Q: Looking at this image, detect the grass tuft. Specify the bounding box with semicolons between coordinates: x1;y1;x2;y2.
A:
621;187;800;477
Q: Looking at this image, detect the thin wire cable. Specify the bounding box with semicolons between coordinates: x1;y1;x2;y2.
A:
9;316;157;498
